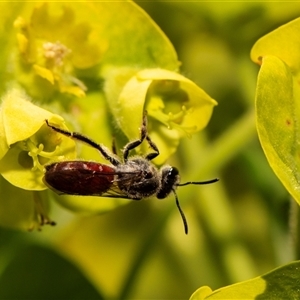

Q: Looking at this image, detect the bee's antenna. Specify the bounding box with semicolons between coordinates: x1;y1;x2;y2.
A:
174;178;219;234
173;189;188;235
178;178;219;187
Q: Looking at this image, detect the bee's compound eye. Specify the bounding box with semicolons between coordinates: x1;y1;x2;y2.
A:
157;166;180;199
169;167;179;177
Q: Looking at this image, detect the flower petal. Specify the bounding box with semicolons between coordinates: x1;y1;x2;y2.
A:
114;68;217;163
2;88;55;145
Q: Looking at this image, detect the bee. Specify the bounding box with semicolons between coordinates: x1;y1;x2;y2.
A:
44;113;218;234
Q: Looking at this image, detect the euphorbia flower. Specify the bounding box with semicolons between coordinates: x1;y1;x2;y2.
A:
13;3;107;99
105;68;217;164
0;88;76;190
0;88;76;230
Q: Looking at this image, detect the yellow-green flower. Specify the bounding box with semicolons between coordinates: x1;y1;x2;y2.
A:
13;3;107;99
0;88;76;229
0;88;76;190
105;68;217;164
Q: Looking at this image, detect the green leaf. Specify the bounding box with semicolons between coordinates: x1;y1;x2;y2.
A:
190;261;300;299
251;17;300;69
255;56;300;202
97;2;179;69
0;244;103;299
251;18;300;204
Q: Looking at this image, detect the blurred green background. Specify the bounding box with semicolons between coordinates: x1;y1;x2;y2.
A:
1;2;300;299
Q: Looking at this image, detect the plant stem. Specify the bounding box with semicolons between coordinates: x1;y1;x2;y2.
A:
193;108;256;178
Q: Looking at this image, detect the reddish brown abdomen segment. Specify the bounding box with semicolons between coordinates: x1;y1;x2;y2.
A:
44;161;115;196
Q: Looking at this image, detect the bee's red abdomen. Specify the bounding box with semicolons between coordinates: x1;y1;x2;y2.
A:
44;161;115;196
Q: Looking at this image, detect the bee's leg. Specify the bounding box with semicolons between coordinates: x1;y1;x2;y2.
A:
46;120;121;166
123;112;159;161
